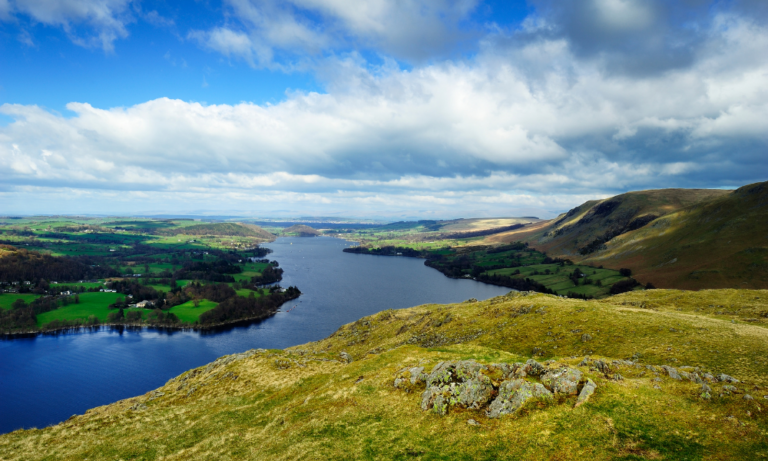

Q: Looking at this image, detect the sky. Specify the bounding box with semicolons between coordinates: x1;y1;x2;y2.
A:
1;0;767;220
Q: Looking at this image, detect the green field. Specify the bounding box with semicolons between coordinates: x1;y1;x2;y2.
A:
36;292;122;326
0;293;41;310
168;300;219;323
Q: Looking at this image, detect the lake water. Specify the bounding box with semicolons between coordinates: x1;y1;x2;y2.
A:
0;237;509;434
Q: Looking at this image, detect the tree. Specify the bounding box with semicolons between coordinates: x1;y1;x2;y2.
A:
619;268;632;277
12;298;27;309
75;294;80;304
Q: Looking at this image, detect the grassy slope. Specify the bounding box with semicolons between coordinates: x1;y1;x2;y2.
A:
282;225;321;236
158;223;275;241
581;182;768;290
3;289;768;460
489;182;768;290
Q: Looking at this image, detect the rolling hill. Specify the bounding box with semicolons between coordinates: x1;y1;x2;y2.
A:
490;181;768;290
157;223;275;241
2;289;767;459
282;224;321;236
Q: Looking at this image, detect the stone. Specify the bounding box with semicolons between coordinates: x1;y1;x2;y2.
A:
575;379;597;408
594;360;611;375
467;419;481;426
578;357;591;367
581;334;592;342
541;368;583;395
524;359;546;377
689;372;704;384
646;365;657;372
531;347;545;357
487;379;553;418
744;394;754;401
717;374;740;383
722;385;739;394
701;383;712;393
419;361;495;414
394;366;426;391
339;352;353;363
702;372;715;382
662;365;682;380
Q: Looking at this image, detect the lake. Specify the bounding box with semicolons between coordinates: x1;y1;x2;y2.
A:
0;237;510;434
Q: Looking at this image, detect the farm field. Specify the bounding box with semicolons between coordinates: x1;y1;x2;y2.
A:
168;300;219;323
36;292;120;326
0;294;41;310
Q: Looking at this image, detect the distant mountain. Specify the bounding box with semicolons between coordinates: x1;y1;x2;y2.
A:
501;181;768;289
282;224;321;236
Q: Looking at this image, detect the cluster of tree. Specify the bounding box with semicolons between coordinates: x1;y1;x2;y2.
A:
173;260;243;283
486;242;528;254
198;286;301;325
343;246;424;257
425;254;474;278
183;282;236;302
474;273;554;294
0;294;81;333
107;281;162;303
0;245;118;283
251;265;283;285
106;308;179;325
609;278;640;294
40;316;100;330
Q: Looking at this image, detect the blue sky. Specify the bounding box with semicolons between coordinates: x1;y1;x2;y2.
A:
1;0;766;219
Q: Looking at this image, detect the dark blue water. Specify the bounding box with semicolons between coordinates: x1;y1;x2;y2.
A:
0;237;509;434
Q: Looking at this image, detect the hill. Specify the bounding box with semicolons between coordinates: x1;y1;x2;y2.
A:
158;223;275;240
282;224;321;236
489;182;768;290
3;289;768;459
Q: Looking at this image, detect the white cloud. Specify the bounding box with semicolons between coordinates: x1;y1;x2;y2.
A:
1;11;767;217
2;0;133;51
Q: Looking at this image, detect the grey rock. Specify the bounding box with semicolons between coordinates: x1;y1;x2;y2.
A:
394;366;426;391
702;372;715;382
613;374;624;381
581;334;592;342
578;357;591;367
717;374;740;383
339;352;353;364
487;379;553;418
128;403;148;411
689;372;703;384
594;360;611;375
722;385;739;394
662;365;682;380
419;360;495;414
541;368;582;395
744;394;754;401
467;419;481;426
575;378;597;408
701;383;712;393
524;359;546;377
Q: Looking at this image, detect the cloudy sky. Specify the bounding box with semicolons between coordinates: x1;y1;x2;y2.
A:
1;0;766;219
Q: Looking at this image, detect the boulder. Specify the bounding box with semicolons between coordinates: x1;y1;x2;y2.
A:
487;379;553;418
393;366;425;391
524;359;546;377
540;368;582;395
717;374;740;383
661;365;682;380
339;352;353;364
594;360;611;375
581;334;592;342
419;361;495;414
575;379;597;408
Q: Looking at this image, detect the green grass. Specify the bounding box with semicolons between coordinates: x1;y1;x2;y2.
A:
168;299;219;323
0;293;41;310
35;292;121;326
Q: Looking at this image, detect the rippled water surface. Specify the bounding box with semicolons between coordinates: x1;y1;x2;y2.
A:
0;237;510;434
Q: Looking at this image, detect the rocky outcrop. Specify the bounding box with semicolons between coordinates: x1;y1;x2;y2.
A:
396;359;596;418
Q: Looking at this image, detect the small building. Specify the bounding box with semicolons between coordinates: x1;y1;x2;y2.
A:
136;300;151;308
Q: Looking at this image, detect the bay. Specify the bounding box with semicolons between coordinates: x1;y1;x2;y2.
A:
0;237;509;434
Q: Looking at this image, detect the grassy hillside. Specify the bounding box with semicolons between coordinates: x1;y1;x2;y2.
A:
489;182;768;290
282;224;321;236
157;223;275;240
3;289;768;460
